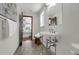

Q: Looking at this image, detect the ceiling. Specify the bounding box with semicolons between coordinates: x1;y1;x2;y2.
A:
17;3;44;13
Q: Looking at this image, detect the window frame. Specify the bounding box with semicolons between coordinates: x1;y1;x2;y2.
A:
40;10;45;27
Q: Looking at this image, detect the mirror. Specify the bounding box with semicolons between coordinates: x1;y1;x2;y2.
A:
48;3;62;26
49;17;57;26
47;3;62;33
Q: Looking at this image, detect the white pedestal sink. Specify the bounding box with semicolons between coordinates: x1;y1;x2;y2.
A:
39;31;58;47
34;31;59;54
34;31;58;47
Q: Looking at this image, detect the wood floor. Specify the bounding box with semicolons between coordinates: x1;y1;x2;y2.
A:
14;39;47;55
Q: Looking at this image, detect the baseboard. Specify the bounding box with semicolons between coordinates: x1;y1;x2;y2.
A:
13;44;20;55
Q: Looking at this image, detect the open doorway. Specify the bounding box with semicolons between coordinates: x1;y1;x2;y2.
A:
22;16;33;41
19;12;33;46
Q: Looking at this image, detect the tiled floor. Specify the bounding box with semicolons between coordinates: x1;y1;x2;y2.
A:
14;40;47;55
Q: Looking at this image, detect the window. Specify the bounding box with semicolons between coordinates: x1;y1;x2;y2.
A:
40;11;44;27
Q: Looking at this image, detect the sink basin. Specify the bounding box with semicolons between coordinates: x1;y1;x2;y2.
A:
40;31;58;36
34;31;58;38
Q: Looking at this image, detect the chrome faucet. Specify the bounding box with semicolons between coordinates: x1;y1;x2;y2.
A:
49;29;53;33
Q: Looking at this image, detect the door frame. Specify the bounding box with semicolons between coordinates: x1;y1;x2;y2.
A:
19;12;33;46
23;15;33;40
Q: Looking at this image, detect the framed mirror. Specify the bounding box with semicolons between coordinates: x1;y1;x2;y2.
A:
48;3;62;26
49;17;57;26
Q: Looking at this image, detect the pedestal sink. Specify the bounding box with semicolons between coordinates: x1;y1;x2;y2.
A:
39;31;59;55
34;31;58;47
38;31;59;46
34;31;59;55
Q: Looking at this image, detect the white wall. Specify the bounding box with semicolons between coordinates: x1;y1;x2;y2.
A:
47;3;62;34
39;3;62;32
0;24;19;55
56;3;79;55
0;19;2;40
0;5;19;55
43;3;79;55
48;3;62;25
